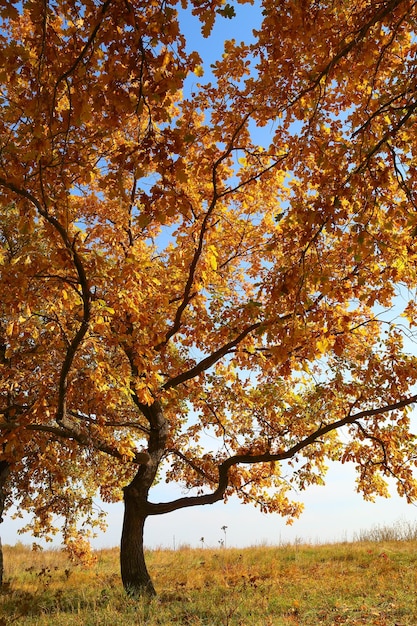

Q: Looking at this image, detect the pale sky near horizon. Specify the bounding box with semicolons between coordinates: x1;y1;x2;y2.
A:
3;459;417;549
2;2;417;552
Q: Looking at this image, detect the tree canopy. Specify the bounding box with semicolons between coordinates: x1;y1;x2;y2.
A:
2;0;417;594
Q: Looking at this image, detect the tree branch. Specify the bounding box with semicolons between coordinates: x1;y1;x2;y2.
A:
51;0;113;112
10;422;151;465
0;177;91;424
145;392;417;514
287;0;407;110
162;321;262;389
155;112;253;351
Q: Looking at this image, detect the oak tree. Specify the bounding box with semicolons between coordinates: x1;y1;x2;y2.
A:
2;0;417;595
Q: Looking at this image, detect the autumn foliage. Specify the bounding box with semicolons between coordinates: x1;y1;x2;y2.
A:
1;0;417;595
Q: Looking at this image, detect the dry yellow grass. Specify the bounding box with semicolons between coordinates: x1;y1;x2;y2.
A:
1;538;417;625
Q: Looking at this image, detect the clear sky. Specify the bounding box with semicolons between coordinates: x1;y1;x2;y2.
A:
2;2;417;552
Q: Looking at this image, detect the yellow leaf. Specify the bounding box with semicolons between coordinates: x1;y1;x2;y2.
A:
316;336;330;354
207;245;218;271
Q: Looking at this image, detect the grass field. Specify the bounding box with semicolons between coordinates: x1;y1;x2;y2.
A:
1;527;417;625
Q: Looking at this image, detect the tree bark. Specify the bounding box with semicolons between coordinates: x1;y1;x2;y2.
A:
120;484;155;596
119;399;168;596
0;461;10;587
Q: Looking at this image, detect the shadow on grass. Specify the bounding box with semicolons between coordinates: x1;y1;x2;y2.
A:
1;584;116;620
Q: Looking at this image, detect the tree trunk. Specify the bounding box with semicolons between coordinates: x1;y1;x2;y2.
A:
120;484;156;596
118;399;169;597
0;461;10;587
